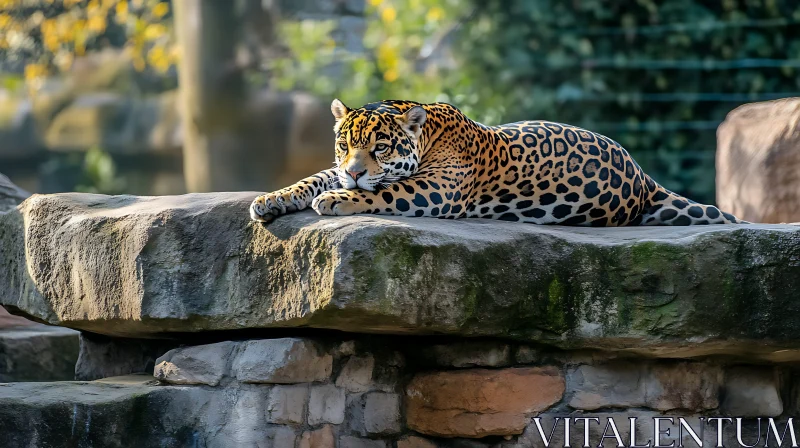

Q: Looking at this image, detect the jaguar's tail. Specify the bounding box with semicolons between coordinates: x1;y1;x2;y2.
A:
638;177;747;225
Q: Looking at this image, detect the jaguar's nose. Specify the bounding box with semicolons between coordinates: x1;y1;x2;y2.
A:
348;170;367;181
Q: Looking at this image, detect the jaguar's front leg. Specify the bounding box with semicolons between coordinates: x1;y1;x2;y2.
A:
250;169;340;222
311;173;468;218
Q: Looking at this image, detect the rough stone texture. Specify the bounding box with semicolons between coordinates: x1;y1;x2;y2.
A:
514;345;541;364
0;335;792;447
154;341;235;386
362;392;402;436
3;193;800;360
344;391;401;437
0;325;79;382
406;367;565;438
397;436;438;448
0;175;80;382
0;376;280;448
416;341;511;368
646;362;722;411
299;424;335;448
266;384;309;425
716;98;800;224
269;426;298;447
233;338;332;384
568;361;722;412
336;355;375;392
309;384;346;425
568;362;647;410
721;366;783;417
339;435;387;448
75;332;178;381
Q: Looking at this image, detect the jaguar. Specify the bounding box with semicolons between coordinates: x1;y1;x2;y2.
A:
250;99;743;226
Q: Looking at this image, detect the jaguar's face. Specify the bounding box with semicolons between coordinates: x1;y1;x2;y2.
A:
331;99;427;191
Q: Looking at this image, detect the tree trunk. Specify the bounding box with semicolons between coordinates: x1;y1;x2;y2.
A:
173;0;287;192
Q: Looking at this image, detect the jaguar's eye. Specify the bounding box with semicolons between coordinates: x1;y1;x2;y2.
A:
374;143;389;153
337;142;348;152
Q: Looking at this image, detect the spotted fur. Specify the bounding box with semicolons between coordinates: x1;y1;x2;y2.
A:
250;100;744;226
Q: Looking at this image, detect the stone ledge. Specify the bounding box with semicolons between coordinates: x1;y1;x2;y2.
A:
1;192;800;358
0;325;79;382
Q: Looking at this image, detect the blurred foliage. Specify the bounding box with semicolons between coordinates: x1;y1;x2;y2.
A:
270;0;508;124
0;0;176;93
467;0;800;202
75;145;125;193
5;0;800;203
271;0;800;204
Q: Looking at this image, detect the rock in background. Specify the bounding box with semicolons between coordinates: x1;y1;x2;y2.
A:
717;97;800;223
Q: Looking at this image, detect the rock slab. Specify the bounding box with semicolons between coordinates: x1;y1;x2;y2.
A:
2;192;800;358
155;338;332;386
716;98;800;224
405;367;565;438
0;325;79;382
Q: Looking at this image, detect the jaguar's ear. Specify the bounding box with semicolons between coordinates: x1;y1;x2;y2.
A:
396;106;427;138
331;98;350;122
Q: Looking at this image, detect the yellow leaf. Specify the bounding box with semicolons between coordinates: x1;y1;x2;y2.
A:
40;18;56;34
377;42;397;66
116;1;128;22
87;15;106;33
143;23;167;40
426;7;444;22
383;68;398;82
151;2;169;18
368;0;382;5
381;6;396;23
24;63;47;81
44;34;60;51
0;14;10;28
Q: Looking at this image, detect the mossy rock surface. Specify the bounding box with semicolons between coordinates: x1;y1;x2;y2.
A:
2;192;799;358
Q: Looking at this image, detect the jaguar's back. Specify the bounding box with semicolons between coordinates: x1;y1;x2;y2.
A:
250;99;743;226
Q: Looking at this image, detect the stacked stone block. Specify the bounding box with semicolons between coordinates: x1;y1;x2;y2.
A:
144;337;792;447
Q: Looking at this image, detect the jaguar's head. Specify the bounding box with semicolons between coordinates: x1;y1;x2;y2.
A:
330;99;427;191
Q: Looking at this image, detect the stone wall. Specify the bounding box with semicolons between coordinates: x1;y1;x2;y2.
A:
151;336;795;446
1;334;795;447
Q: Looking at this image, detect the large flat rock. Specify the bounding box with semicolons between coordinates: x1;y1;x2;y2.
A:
2;192;800;357
0;376;295;448
0;325;79;382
